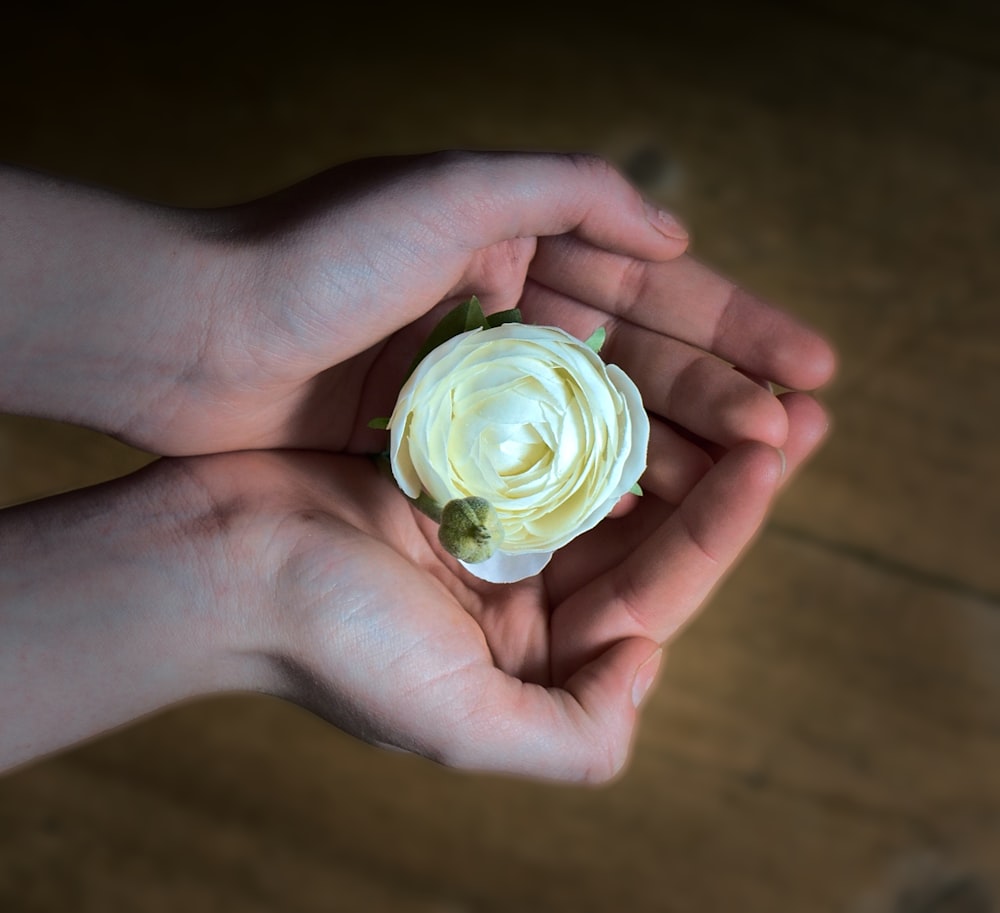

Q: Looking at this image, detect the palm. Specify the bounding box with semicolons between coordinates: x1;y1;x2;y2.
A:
301;454;559;681
276;418;811;780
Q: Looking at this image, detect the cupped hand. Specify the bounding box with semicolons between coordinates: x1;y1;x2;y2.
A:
244;390;828;782
0;386;827;779
122;151;832;457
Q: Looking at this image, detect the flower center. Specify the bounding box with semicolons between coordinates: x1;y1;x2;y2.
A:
482;424;552;479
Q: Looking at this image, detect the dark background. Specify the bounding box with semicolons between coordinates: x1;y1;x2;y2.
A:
1;4;998;911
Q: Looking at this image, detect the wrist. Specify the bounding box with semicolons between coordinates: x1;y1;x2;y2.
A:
0;167;240;447
0;454;278;771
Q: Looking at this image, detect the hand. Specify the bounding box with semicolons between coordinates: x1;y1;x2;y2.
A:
131;151;698;455
264;393;828;782
0;391;826;781
1;150;836;780
0;153;684;452
0;153;833;461
194;152;835;460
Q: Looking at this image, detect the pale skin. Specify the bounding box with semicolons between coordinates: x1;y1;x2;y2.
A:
0;152;836;780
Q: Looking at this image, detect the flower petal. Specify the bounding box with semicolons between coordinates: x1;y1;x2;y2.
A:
388;319;651;581
460;549;553;584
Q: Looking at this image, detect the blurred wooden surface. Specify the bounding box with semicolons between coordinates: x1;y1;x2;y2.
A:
2;5;998;912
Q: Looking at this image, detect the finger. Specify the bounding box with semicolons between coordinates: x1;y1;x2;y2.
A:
552;442;783;677
606;323;789;448
547;391;829;608
776;391;832;486
643;418;715;502
605;414;719;511
606;415;716;520
429;151;689;261
595;393;830;620
529;241;837;391
438;637;661;783
520;278;789;448
548;492;675;602
452;237;538;316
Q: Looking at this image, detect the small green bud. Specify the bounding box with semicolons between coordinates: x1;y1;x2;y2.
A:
438;497;505;564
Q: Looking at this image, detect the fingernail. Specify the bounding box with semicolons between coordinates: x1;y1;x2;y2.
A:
631;648;664;708
645;203;689;241
777;448;787;479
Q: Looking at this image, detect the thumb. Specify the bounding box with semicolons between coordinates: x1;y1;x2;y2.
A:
561;636;665;778
439;637;663;784
434;151;689;261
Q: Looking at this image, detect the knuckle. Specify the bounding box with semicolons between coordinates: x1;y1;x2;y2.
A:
616;257;651;314
473;238;532;291
566;151;615;181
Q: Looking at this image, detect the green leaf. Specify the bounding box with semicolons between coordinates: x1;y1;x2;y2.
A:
584;326;606;353
367;416;390;430
405;296;488;379
629;482;643;496
485;307;523;329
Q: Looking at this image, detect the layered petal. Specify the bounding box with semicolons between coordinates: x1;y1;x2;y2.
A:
388;323;649;582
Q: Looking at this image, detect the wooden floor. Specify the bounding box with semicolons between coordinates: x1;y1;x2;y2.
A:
2;6;999;911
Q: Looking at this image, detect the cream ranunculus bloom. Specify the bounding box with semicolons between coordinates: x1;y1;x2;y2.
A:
387;323;649;583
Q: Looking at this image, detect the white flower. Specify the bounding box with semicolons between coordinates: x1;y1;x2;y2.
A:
388;323;649;583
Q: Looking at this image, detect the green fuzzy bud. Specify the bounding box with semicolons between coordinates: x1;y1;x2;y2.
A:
438;497;505;564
